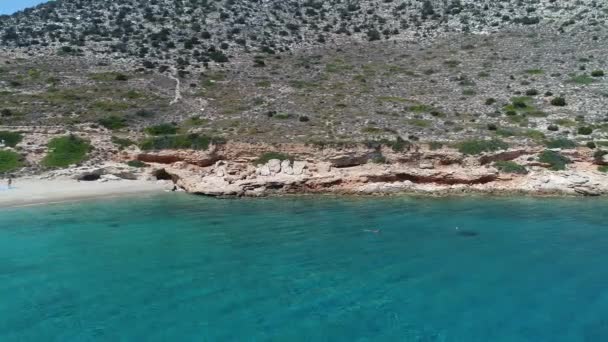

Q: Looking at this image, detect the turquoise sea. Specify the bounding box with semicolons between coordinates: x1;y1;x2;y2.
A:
1;194;608;341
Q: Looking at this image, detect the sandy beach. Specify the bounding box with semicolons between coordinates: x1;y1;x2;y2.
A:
0;178;171;208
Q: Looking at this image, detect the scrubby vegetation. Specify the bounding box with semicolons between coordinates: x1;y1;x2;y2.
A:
538;150;571;171
379;137;411;152
550;97;567;106
111;136;136;150
458;139;508;155
0;0;606;155
577;127;593;135
593;150;608;163
0;131;23;147
494;161;527;175
42;135;91;168
254;152;293;165
0;150;22;173
545;139;576;149
127;160;147;168
145;124;178;136
98;115;127;130
140;134;224;151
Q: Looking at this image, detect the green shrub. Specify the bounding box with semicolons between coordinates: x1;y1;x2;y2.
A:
524;130;545;141
135;109;156;118
496;128;517;137
485;98;496;105
115;73;129;81
550;97;567;106
125;90;143;99
524;69;544;75
140;134;224;151
111;136;135;149
98;115;127;130
371;153;387;164
591;70;605;77
367;29;381;41
577;126;593;135
545;138;576;149
538;150;571;171
90;72;129;82
42;135;91;168
0;150;22;173
511;96;531;108
0;131;23;147
145;123;178;135
254;152;293;165
458;139;509;155
127;160;147;168
375;137;411;152
92;101;130;112
525;89;539;96
494;161;527;174
593;150;607;163
599;166;608;173
567;74;595;85
586;142;597;149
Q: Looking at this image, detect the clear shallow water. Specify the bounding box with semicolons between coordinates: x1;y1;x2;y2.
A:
1;194;608;341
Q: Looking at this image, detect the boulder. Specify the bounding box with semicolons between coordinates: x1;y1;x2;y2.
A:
258;165;271;176
281;160;294;175
419;161;434;169
328;152;373;167
267;159;282;173
293;161;307;175
101;174;121;181
479;149;529;165
573;186;602;196
215;166;226;177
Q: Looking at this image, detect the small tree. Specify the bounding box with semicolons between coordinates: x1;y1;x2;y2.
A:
366;29;381;41
550;97;566;106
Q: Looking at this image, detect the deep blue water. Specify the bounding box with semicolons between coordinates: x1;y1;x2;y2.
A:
1;194;608;341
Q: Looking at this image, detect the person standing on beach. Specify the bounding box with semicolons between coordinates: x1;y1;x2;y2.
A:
7;177;12;189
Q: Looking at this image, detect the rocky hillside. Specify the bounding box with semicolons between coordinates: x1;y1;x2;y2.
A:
1;0;606;69
0;0;607;149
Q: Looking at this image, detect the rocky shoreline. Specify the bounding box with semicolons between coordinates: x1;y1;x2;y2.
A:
120;142;608;198
5;126;607;198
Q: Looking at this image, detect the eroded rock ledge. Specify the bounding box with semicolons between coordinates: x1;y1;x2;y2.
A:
116;142;608;197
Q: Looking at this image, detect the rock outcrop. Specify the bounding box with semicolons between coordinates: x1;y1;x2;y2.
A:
21;139;608;198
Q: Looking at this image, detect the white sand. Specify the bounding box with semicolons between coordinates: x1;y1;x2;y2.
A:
0;178;171;208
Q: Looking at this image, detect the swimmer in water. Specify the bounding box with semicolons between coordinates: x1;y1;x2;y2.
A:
363;229;381;234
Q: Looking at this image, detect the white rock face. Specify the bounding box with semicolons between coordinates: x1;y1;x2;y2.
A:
419;161;434;169
215;166;226;177
258;165;271;176
293;161;307;175
101;174;121;181
267;159;282;174
316;162;332;173
281;160;294;175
